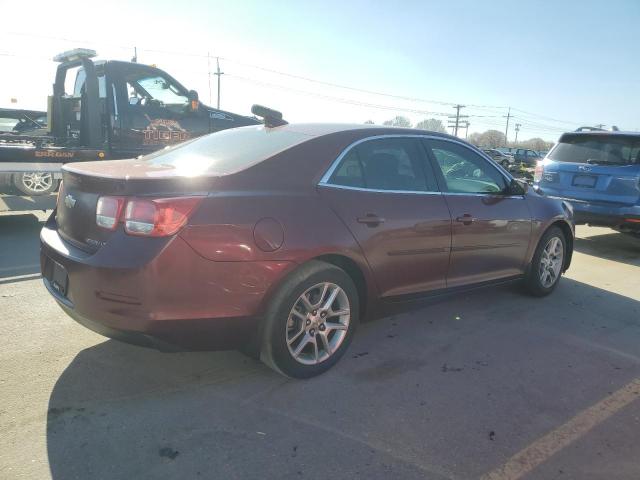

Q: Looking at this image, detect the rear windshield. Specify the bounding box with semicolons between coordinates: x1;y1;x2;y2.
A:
143;125;312;176
548;134;640;166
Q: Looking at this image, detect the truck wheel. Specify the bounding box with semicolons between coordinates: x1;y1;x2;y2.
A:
12;173;58;196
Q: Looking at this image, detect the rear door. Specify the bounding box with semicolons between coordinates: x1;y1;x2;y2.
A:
318;136;452;298
424;139;532;287
540;134;640;205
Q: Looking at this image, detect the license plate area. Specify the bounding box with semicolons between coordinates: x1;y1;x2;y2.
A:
44;257;69;298
572;174;597;188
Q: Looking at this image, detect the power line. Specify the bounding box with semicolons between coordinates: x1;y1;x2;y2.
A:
227;73;454;117
0;33;592;133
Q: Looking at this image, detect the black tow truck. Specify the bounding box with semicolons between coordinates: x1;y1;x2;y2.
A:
0;48;259;211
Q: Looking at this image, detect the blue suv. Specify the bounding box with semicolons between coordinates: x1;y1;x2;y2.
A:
534;129;640;236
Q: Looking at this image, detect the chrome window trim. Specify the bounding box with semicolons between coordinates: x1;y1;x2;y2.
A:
318;183;443;195
318;134;516;195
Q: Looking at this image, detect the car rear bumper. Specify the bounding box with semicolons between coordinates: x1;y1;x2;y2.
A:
545;196;640;232
40;214;296;351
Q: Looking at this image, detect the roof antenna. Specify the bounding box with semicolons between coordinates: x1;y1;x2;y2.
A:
251;104;287;128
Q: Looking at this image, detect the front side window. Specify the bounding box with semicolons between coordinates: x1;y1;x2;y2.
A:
427;140;508;194
328;137;437;192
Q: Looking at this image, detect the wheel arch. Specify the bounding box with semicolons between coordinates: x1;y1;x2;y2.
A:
550;220;574;271
314;253;369;319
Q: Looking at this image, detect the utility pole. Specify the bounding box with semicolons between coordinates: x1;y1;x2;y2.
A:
595;123;606;129
447;105;467;137
207;52;213;106
464;121;470;139
503;107;512;146
514;123;521;144
214;57;224;109
132;46;138;63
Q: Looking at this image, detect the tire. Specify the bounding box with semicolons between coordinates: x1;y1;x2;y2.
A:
523;226;566;296
502;160;510;169
260;260;359;378
13;172;58;195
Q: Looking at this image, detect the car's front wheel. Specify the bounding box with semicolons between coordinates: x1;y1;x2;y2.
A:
260;260;359;378
524;226;566;296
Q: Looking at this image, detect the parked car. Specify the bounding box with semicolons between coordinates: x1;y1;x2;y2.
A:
514;148;543;166
482;148;515;168
41;120;574;378
534;130;640;236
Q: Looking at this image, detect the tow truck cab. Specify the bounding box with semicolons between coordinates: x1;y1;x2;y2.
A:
0;48;260;193
51;49;259;157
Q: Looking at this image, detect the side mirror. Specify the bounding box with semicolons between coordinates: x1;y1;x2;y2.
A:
188;90;199;111
508;178;527;195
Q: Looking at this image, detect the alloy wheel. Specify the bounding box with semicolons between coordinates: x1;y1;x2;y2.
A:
286;282;350;365
539;236;563;288
21;172;53;193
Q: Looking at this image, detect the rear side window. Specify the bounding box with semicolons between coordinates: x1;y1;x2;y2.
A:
549;135;640;166
329;137;437;192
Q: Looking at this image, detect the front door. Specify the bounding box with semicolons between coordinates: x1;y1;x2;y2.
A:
424;139;532;287
318;136;451;298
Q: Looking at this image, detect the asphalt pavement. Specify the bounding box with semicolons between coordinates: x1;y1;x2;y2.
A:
0;212;639;480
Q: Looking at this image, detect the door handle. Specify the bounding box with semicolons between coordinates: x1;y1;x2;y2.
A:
455;214;475;225
357;214;385;227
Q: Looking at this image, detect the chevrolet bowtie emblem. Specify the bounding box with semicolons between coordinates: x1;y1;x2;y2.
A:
64;194;77;208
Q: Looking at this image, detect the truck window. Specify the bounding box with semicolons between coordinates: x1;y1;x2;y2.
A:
72;68;106;99
126;74;188;112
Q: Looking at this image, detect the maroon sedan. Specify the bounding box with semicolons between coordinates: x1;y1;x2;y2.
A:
41;121;574;378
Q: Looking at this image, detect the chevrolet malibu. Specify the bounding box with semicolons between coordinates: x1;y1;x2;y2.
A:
41;121;574;378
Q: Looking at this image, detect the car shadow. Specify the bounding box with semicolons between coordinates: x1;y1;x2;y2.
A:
0;213;46;279
45;277;640;480
573;230;640;267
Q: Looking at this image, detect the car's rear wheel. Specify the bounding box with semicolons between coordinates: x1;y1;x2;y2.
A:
13;172;58;195
260;260;359;378
524;226;566;296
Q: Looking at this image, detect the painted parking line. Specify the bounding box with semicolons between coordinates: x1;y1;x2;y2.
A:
481;378;640;480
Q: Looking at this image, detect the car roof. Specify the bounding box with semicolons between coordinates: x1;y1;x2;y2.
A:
562;130;640;139
271;122;455;140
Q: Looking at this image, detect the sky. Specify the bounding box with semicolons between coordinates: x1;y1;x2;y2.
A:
0;0;638;142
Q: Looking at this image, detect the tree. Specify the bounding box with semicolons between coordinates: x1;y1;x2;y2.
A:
518;137;553;152
467;132;482;146
383;116;412;128
477;130;506;148
363;120;375;125
415;118;446;133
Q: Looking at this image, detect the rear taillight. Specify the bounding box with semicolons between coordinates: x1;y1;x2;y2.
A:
96;196;126;230
534;162;544;183
96;196;203;236
124;197;203;237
